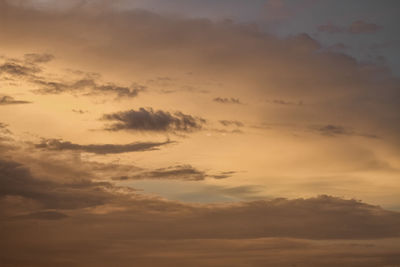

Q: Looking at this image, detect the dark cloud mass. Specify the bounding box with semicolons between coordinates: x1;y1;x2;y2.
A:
103;108;206;133
35;138;172;154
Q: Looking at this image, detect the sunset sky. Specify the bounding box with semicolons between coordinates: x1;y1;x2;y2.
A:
1;1;400;266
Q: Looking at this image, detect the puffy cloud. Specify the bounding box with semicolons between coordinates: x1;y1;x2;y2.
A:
102;108;206;133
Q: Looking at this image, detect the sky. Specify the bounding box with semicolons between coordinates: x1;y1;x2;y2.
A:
0;0;400;266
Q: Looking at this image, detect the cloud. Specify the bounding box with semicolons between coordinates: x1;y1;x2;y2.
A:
0;53;52;81
268;99;303;106
219;120;244;127
213;97;242;104
1;156;400;266
209;171;237;179
318;20;382;34
72;109;88;114
2;157;400;240
0;95;32;105
35;138;172;154
32;78;146;98
0;61;41;77
264;0;317;21
311;124;378;138
0;159;116;210
0;1;397;145
317;23;345;34
102;108;206;133
11;210;68;220
1;236;400;267
113;165;235;181
113;164;207;181
348;20;382;34
24;53;54;64
0;55;146;99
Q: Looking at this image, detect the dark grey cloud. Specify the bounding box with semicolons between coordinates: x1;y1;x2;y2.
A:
0;95;31;105
35;138;172;154
213;97;242;104
103;108;206;133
